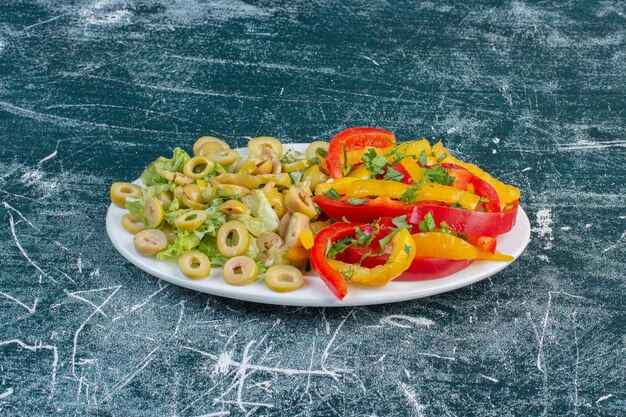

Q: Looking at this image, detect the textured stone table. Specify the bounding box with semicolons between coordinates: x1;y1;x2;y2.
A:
0;1;624;415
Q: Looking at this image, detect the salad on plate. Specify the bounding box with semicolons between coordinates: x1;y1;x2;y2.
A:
109;127;521;301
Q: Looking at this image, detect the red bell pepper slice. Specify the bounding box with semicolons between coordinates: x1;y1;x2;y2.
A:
466;234;497;253
406;203;517;236
313;195;414;222
310;221;362;300
442;163;500;212
381;163;413;184
314;195;519;236
326;127;396;178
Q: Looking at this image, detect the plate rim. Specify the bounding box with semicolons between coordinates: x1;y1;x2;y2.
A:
106;143;531;307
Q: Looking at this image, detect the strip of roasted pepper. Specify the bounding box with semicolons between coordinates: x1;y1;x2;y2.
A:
432;142;521;207
411;232;513;261
310;222;361;300
327;229;416;287
345;179;481;210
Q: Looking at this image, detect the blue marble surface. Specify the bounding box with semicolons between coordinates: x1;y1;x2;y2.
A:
0;1;624;415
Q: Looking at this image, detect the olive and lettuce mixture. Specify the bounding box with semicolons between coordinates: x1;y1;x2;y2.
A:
110;136;329;292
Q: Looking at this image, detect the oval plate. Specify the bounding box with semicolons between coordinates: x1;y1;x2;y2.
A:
106;143;531;307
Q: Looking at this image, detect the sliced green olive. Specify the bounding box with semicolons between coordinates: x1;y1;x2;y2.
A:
121;213;145;234
206;150;238;167
174;210;208;232
223;256;258;286
193;136;229;155
249;136;283;158
134;229;168;256
178;250;211;279
218;200;250;215
183;156;214;179
144;197;164;228
217;221;250;258
110;182;142;208
284;186;318;219
265;265;304;292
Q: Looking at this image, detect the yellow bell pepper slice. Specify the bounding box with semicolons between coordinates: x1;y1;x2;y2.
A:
327;229;416;286
432;142;520;206
412;232;513;261
399;158;423;183
299;228;315;250
286;246;310;262
314;177;358;196
345;146;395;168
345;179;481;210
347;164;372;179
394;139;432;159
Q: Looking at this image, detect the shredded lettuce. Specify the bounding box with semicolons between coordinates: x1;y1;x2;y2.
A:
165;205;226;239
140;147;191;186
156;232;200;260
125;183;171;223
197;237;228;267
240;190;280;236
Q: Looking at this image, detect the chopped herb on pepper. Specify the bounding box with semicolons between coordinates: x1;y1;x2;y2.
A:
419;212;437;233
347;198;371;206
362;148;389;176
400;184;421;204
422;165;454;186
383;166;404;182
418;150;427;167
323;188;340;199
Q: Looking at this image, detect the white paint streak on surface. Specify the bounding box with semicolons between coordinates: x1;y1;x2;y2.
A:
0;340;58;398
398;382;426;417
380;315;435;329
533;208;554;249
0;388;13;399
595;393;614;404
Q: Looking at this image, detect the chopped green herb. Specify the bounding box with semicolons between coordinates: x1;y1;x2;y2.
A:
449;202;463;208
362;148;389;176
383;166;404;182
439;220;453;235
326;237;352;259
323;188;340;199
378;215;412;249
418;212;436;233
479;196;491;203
347;198;370;206
339;265;355;281
422;165;454;186
392;215;411;229
358;250;374;266
325;239;332;257
437;153;446;163
384;145;408;165
342;143;352;176
354;226;373;246
418;150;427;167
317;148;327;158
341;216;349;223
404;244;413;255
399;185;421;204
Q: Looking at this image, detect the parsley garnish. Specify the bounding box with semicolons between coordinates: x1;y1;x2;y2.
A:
383;166;404;182
437;153;446;163
418;150;427;167
317;148;327;158
418;212;436;233
339;265;355;281
347;198;370;206
354;226;374;246
378;215;412;250
478;196;491;203
439;221;453;235
326;237;352;259
362;148;389;176
422;165;454;186
342;143;352;176
384;145;408;165
404;244;413;255
323;188;340;199
449;202;463;208
400;185;421;204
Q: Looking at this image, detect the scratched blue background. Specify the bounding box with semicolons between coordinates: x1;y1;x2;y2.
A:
0;1;624;416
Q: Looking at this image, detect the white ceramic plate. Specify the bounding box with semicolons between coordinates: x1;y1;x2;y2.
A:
107;143;531;307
